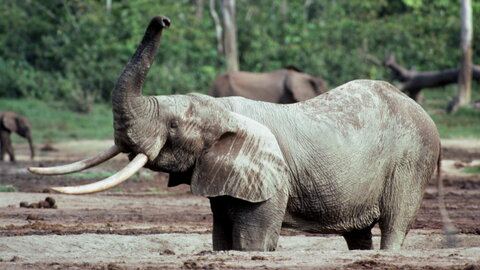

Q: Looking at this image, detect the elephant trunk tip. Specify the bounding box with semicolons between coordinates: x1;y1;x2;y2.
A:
150;16;171;30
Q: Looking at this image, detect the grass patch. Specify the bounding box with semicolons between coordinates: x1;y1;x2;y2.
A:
422;85;480;139
0;185;17;192
0;98;113;143
1;86;479;143
463;165;480;174
431;107;480;139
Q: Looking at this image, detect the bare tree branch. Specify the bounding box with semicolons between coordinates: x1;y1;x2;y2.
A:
384;54;480;102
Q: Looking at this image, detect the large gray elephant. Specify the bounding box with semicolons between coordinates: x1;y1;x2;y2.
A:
0;111;35;162
209;68;327;103
30;17;441;251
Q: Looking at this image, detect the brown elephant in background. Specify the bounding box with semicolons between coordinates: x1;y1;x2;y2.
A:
0;111;35;162
209;68;327;103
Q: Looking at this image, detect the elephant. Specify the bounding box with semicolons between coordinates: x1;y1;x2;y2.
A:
209;68;327;103
0;111;35;162
29;16;442;252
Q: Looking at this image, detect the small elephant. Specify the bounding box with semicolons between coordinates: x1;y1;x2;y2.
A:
209;67;327;103
30;17;441;251
0;111;35;162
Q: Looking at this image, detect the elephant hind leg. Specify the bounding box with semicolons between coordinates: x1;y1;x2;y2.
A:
378;162;432;250
342;226;374;250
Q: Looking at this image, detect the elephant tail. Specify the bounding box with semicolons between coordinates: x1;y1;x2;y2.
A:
436;143;459;247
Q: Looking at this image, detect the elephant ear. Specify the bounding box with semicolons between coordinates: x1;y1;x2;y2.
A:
286;71;320;102
190;112;289;203
0;113;18;133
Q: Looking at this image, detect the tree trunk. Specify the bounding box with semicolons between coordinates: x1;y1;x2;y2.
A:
448;0;473;113
221;0;239;72
106;0;112;13
280;0;288;21
384;54;480;103
209;0;223;55
195;0;205;21
304;0;314;21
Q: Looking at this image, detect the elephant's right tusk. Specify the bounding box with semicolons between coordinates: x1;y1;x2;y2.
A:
28;145;122;175
49;153;148;195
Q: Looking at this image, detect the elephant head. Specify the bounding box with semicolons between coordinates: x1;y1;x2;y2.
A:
0;111;35;160
284;69;327;102
29;16;288;202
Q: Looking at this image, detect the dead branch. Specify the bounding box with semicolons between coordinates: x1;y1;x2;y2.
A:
384;54;480;102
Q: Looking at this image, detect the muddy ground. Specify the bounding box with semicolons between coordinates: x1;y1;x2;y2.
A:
0;139;479;269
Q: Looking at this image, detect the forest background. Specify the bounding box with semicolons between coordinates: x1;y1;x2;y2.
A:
0;0;479;141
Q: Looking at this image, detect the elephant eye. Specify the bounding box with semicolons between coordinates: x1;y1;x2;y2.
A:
169;120;179;129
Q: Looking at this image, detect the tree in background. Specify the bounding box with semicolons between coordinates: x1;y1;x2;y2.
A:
209;0;239;72
209;0;223;55
449;0;473;113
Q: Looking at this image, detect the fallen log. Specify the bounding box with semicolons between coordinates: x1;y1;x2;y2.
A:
384;54;480;102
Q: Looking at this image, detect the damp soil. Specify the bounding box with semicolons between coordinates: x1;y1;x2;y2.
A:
0;140;479;269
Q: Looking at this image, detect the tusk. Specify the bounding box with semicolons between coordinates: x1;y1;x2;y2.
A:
28;145;122;175
50;153;148;195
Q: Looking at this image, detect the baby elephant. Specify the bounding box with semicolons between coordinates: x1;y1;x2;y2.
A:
0;111;35;162
30;16;440;251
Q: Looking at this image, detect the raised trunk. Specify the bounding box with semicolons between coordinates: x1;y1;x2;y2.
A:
110;16;171;159
111;16;170;114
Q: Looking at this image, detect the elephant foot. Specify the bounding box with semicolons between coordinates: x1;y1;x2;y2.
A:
343;227;374;250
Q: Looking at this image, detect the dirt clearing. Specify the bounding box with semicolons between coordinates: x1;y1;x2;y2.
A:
0;140;479;269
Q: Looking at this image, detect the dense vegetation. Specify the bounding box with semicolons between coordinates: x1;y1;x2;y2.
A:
1;0;479;102
0;0;479;142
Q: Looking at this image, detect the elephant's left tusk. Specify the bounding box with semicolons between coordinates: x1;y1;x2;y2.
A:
49;153;148;195
28;145;122;175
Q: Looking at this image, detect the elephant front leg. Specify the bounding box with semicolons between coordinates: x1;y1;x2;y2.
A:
209;193;287;251
0;131;14;162
210;200;233;250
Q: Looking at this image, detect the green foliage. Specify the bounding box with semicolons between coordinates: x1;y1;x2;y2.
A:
1;0;478;101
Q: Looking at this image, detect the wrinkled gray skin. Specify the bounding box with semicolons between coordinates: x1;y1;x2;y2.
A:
209;69;327;103
112;17;440;251
0;111;35;162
